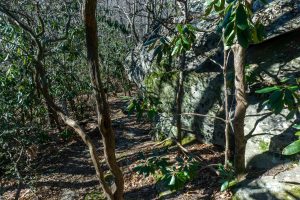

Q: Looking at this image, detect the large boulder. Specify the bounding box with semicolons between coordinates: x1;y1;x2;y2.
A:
124;0;300;169
234;171;300;200
125;1;300;197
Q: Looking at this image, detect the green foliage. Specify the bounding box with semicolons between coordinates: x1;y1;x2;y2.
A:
282;124;300;155
143;23;197;66
59;129;76;141
0;124;49;180
84;192;106;200
0;20;51;176
255;86;281;94
171;24;197;56
282;140;300;156
257;79;300;156
0;1;89;182
205;0;265;48
98;13;134;94
217;163;237;192
127;91;162;121
98;15;129;35
255;78;299;116
259;140;270;152
0;0;135;175
133;155;200;191
133;156;170;176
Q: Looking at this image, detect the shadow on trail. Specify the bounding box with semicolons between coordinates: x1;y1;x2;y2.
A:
36;180;99;189
125;184;157;200
23;97;152;194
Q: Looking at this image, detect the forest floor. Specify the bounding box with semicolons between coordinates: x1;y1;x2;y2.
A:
1;96;232;200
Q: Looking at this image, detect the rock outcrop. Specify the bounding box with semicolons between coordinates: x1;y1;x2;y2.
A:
125;0;300;147
125;0;300;198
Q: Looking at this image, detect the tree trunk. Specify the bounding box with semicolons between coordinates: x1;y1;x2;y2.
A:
47;104;59;127
223;49;231;167
176;53;185;144
233;44;247;178
37;71;60;129
175;0;188;145
34;58;114;199
83;0;124;199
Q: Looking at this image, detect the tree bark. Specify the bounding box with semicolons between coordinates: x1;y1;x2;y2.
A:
50;105;61;128
176;70;184;144
175;0;188;145
223;49;231;167
176;54;186;144
83;0;124;199
233;44;247;178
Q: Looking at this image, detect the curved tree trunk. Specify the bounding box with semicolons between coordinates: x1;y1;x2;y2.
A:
34;58;115;199
0;3;123;199
83;0;124;199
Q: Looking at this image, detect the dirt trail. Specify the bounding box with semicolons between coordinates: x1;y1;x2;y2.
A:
1;96;229;200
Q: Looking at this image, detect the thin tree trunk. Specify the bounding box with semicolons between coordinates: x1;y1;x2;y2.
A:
41;81;60;129
223;49;231;167
33;56;60;129
83;0;124;199
176;54;185;144
34;58;114;199
176;0;188;145
233;44;247;178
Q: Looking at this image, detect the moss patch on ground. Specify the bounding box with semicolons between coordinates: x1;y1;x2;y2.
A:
259;140;270;152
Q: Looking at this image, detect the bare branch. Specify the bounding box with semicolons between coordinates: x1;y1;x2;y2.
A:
181;112;227;123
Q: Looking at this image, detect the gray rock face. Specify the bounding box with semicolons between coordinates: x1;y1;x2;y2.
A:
234;167;300;200
276;166;300;184
255;0;300;37
147;71;225;144
244;100;297;170
124;0;300;197
60;189;76;200
124;0;300;168
125;44;153;88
